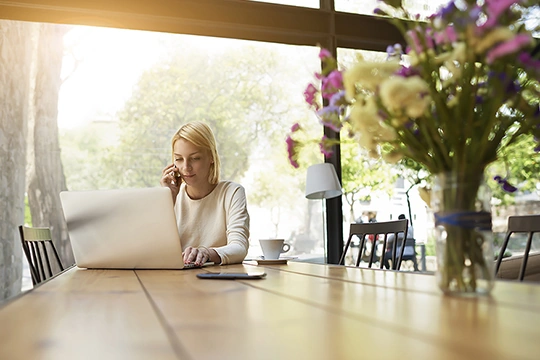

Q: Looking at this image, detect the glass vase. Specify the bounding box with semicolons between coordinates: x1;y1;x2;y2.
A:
432;171;495;296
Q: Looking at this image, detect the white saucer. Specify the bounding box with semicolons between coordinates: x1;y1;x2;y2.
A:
255;256;295;265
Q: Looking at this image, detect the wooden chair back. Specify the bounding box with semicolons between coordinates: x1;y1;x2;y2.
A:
339;219;409;270
495;215;540;281
18;225;64;286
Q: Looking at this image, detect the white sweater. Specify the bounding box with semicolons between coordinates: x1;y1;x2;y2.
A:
174;180;250;265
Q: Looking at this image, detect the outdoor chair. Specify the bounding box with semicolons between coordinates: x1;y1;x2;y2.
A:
339;219;409;270
18;225;65;286
495;215;540;281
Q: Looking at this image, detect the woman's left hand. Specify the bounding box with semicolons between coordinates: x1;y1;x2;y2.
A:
183;246;218;266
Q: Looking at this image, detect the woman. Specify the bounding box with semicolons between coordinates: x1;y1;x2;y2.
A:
160;121;250;266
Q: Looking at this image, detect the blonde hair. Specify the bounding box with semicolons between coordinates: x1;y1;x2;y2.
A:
171;122;221;184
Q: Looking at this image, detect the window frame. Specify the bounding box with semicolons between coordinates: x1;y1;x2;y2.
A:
0;0;404;264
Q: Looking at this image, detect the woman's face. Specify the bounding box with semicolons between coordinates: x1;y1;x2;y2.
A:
173;139;213;187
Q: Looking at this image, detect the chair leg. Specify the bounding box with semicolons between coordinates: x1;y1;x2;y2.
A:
519;233;533;281
396;237;407;271
495;232;512;275
356;236;367;267
339;234;354;265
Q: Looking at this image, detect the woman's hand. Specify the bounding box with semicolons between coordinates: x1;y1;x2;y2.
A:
160;164;180;202
183;246;220;266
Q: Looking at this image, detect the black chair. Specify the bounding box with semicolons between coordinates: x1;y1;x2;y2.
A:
495;215;540;281
339;219;409;270
18;225;64;286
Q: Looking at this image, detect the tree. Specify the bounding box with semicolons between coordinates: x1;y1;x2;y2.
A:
394;158;432;227
27;23;74;265
0;21;37;300
340;139;397;222
102;44;297;188
60;122;119;190
487;134;540;205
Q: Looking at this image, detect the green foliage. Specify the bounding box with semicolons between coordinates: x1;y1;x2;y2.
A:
341;138;396;205
424;235;436;257
60;123;120;190
98;44;298;188
487;134;540;205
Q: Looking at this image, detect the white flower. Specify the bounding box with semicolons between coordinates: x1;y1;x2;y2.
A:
348;97;397;153
343;60;400;99
379;76;431;119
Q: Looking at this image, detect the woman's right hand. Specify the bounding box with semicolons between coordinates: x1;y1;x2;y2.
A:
160;164;181;202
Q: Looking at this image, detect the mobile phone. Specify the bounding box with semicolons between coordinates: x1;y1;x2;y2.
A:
196;272;267;280
173;165;181;179
170;165;181;185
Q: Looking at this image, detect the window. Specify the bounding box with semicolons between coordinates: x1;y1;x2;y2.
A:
59;25;326;260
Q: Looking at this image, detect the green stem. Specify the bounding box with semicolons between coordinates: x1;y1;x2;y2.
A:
435;171;493;294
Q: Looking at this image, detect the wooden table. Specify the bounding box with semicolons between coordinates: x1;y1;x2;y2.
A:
1;261;539;359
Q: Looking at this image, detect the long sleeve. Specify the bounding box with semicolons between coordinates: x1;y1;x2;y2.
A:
214;184;250;264
174;181;250;265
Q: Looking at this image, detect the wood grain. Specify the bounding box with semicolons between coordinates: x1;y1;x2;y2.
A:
136;266;457;359
0;268;178;360
1;263;539;359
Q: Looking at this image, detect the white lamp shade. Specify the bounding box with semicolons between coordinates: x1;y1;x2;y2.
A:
305;163;343;200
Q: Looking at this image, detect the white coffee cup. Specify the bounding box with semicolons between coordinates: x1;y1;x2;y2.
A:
259;239;291;260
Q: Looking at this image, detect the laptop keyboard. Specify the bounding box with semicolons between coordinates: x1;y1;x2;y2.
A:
183;262;215;269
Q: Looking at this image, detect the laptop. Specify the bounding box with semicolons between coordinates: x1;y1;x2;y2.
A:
60;187;208;269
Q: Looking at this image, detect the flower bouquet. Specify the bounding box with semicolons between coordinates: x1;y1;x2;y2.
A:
288;0;540;295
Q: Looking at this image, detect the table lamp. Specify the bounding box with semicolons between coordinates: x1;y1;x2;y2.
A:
305;163;342;200
305;163;343;263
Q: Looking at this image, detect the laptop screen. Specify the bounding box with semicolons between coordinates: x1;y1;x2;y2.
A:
60;187;185;269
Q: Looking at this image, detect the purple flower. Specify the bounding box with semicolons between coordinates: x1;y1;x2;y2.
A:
468;6;482;25
319;135;334;158
329;90;347;107
395;66;421;77
406;29;424;53
386;44;403;60
481;0;520;31
434;26;457;45
290;123;300;132
317;105;342;132
493;175;518;193
424;29;435;50
319;48;332;60
321;70;344;99
518;52;540;72
437;1;457;20
502;181;518;193
487;34;532;64
303;83;319;109
286;135;299;168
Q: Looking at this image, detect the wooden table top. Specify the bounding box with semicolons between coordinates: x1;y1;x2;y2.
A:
1;261;539;359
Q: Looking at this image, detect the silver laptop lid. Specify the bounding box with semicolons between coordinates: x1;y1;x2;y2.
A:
60;187;184;269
